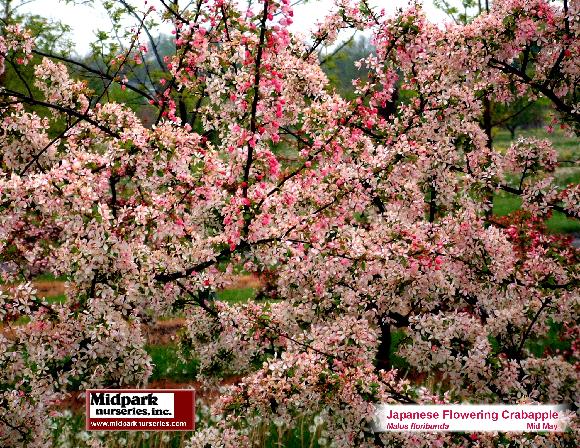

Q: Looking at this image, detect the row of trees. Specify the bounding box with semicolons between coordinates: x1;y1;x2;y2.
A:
0;0;578;447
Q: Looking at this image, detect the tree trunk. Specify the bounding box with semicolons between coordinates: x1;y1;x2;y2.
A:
376;318;392;371
483;97;493;149
483;97;494;220
0;1;12;86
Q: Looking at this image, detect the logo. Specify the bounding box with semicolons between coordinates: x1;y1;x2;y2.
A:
86;389;195;431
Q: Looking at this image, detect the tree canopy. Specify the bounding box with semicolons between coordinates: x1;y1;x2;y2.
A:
0;0;578;447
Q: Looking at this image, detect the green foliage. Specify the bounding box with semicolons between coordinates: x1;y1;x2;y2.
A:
390;329;410;370
1;1;72;53
526;321;571;358
0;1;72;123
489;321;573;359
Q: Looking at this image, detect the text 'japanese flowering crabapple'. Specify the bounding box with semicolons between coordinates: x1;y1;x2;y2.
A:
0;0;578;447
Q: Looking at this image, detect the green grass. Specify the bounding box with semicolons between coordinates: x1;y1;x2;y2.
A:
34;272;68;282
51;410;326;448
491;127;579;234
45;294;66;304
33;287;256;308
216;287;256;303
51;411;193;448
544;212;580;234
492;194;522;217
146;344;199;382
493;128;579;160
554;168;580;187
249;418;325;448
493;194;580;233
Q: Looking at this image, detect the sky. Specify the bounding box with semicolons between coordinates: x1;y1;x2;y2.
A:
17;0;449;55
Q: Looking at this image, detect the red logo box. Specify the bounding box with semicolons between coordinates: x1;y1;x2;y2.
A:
86;389;195;431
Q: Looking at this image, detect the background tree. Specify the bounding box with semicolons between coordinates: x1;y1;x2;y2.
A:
0;0;71;104
494;96;550;139
433;0;556;144
322;35;373;99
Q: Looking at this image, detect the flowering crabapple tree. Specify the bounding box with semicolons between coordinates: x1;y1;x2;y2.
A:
0;0;578;446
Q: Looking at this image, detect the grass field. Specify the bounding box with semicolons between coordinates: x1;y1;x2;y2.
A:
493;128;579;159
147;343;199;382
492;128;579;233
216;287;256;303
493;194;580;233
